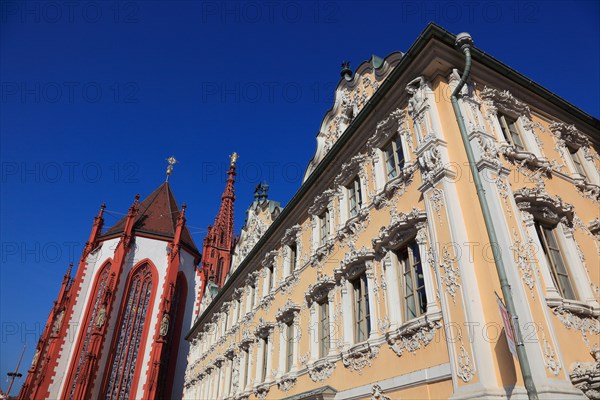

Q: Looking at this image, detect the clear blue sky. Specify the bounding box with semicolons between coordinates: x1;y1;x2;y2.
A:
1;0;598;393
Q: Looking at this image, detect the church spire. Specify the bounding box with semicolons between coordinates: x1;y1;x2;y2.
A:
200;153;238;290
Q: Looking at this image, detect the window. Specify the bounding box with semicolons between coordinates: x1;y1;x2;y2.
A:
568;146;587;179
383;136;405;180
242;348;250;388
319;210;330;246
395;241;427;320
498;114;526;152
318;301;330;357
352;273;370;343
235;298;241;323
261;336;269;382
267;266;274;292
289;243;297;272
286;322;294;372
347;177;363;218
535;222;576;300
104;264;153;400
249;284;256;309
223;311;229;332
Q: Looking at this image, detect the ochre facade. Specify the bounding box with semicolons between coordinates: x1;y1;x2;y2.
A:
184;25;599;399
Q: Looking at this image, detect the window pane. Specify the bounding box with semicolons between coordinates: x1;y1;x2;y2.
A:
395;137;405;170
569;148;587;178
385;144;397;180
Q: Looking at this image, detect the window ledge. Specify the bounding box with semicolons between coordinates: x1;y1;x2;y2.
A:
276;373;297;392
547;297;600;318
386;311;442;357
310;240;335;265
372;164;416;209
307;357;336;382
253;382;272;399
501;145;550;171
337;209;369;241
574;180;600;200
341;341;380;373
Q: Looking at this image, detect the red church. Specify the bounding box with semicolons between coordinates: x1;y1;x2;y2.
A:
18;156;238;400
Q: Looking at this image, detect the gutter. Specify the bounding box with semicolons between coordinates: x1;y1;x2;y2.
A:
450;32;539;400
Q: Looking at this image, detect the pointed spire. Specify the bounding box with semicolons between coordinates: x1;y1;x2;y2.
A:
200;153;238;289
83;203;106;258
63;263;73;283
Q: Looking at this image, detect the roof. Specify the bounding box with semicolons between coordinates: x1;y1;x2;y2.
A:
101;182;200;256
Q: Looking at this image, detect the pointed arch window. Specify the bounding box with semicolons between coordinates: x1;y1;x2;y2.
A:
66;262;111;400
104;264;154;400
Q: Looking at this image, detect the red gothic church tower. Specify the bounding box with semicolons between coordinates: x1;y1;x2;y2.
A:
195;153;238;315
18;180;201;400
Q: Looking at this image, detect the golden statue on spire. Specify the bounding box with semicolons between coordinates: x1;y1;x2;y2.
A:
166;156;178;182
230;152;238;167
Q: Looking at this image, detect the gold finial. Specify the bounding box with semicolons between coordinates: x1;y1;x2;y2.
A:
166;156;178;182
230;152;238;167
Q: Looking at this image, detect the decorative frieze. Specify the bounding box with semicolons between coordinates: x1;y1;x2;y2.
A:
457;333;475;382
372;208;427;252
253;383;270;400
569;345;600;399
276;300;301;324
370;384;391;400
541;331;562;376
510;227;537;296
386;313;442;357
480;87;531;119
277;374;297;392
307;359;335;382
308;189;336;216
514;187;574;227
335;246;375;282
553;307;600;347
280;273;299;295
341;342;380;374
305;272;336;306
550;122;590;150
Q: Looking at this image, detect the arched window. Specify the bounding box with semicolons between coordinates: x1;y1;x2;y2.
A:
104;263;154;400
65;262;111;400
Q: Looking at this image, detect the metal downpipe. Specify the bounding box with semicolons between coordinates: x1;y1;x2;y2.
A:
450;32;539;400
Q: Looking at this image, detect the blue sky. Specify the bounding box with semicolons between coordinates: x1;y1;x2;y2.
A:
1;0;598;393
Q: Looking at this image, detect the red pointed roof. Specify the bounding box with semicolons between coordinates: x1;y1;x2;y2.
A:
102;182;199;256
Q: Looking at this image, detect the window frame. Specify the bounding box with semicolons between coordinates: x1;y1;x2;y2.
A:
395;240;427;321
318;300;330;358
346;176;363;219
383;135;405;181
318;209;330;246
285;321;294;372
534;221;577;300
352;272;370;343
498;113;526;152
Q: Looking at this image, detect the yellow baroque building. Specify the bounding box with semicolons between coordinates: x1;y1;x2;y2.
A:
183;24;600;400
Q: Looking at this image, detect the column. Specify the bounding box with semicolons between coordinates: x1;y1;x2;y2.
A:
342;279;354;347
309;304;318;362
384;253;402;328
327;294;337;356
416;223;439;314
255;339;265;385
292;312;300;371
277;323;286;379
365;262;379;340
